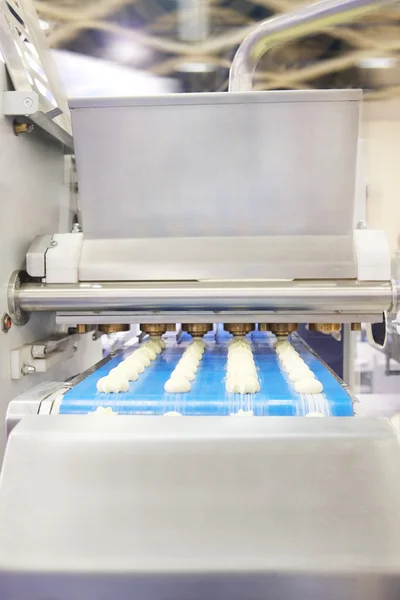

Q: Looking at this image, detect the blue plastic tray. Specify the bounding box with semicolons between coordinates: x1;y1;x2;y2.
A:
60;332;353;416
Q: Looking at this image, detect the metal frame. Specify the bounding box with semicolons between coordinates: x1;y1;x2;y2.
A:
0;0;72;146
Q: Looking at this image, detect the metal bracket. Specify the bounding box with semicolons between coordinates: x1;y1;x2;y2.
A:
3;90;39;115
8;270;30;326
10;333;77;380
26;234;54;278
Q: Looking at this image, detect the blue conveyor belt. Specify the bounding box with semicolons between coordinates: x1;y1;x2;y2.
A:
60;332;353;416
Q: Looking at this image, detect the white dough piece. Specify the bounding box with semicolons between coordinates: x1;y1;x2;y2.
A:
278;348;297;360
185;347;203;360
228;351;255;362
125;356;145;373
172;367;194;382
275;340;290;351
191;341;205;353
164;411;182;416
226;341;259;395
288;365;314;382
147;340;162;355
174;363;197;377
227;367;258;380
226;375;260;395
277;342;295;352
135;350;151;367
230;409;254;417
294;377;323;394
110;362;139;381
180;355;199;370
279;349;299;360
305;411;325;417
96;374;129;393
158;338;166;349
281;357;305;373
164;376;191;393
192;340;206;350
90;406;117;415
228;346;250;354
228;365;257;375
140;345;157;360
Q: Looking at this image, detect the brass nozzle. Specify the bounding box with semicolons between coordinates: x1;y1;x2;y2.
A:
308;323;341;334
182;323;212;337
141;323;168;336
263;323;298;337
77;324;92;334
98;324;130;334
225;323;254;336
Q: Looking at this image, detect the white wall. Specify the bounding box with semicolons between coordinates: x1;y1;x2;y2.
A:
363;99;400;251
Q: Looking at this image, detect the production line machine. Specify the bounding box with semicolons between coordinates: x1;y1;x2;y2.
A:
2;0;400;598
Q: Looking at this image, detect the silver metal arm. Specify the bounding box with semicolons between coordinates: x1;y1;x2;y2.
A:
229;0;398;92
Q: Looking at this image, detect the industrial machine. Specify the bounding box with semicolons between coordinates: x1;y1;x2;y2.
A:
1;0;400;598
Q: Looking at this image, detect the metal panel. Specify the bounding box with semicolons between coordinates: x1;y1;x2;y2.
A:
70;90;361;240
78;235;357;281
1;416;400;599
0;60;102;461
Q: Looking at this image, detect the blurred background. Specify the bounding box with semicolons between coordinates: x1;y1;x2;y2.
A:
36;1;400;97
31;0;400;404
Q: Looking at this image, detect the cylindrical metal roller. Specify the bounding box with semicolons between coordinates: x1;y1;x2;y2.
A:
11;275;397;315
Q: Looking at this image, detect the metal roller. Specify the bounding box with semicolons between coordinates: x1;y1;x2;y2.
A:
10;274;398;316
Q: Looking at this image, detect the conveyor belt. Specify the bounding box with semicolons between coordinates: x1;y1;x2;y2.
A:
59;332;353;416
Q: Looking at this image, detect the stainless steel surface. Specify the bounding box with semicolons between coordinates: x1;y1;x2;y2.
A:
5;381;69;437
229;0;397;92
56;311;383;325
7;271;30;326
0;57;100;461
70;90;360;242
14;279;396;315
1;416;400;599
31;334;73;358
79;235;358;281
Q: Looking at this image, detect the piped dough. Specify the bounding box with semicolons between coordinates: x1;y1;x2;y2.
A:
96;374;129;393
288;365;314;382
164;376;191;393
294;377;323;394
230;409;254;417
90;406;117;415
110;362;139;381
